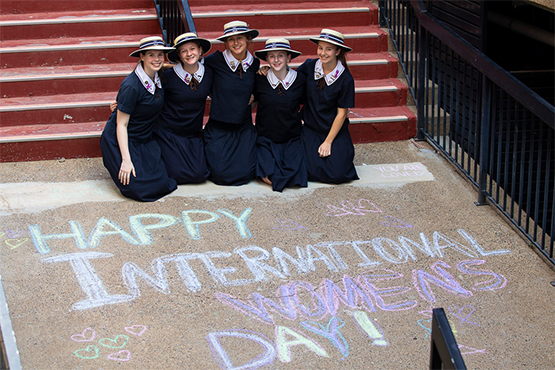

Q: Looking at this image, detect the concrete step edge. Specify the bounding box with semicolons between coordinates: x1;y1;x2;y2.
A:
192;7;371;18
0;41;137;53
0;14;156;26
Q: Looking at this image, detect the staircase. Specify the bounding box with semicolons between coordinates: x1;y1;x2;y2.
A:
0;0;159;162
0;0;416;162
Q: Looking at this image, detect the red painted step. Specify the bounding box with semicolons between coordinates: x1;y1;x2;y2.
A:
0;35;150;68
348;106;417;143
0;9;159;40
1;64;134;98
202;26;389;55
191;3;375;31
0;0;154;15
0;92;115;127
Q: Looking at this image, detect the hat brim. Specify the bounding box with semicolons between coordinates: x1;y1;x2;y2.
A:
308;37;352;52
254;48;302;61
216;29;259;42
168;38;212;63
129;46;174;58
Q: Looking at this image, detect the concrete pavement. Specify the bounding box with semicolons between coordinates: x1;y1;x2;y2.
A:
0;140;554;369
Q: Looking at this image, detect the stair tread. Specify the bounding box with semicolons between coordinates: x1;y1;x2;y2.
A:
190;1;373;14
0;122;105;142
0;8;156;23
349;106;415;120
0;63;136;79
0;34;148;50
1;92;116;109
201;25;384;41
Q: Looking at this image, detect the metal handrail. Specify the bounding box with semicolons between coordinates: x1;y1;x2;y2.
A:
379;0;555;265
153;0;196;45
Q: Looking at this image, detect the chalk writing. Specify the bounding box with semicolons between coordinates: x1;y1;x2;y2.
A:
41;229;509;311
273;218;308;231
458;345;487;355
2;229;29;250
30;208;253;254
352;310;388;346
326;199;382;217
380;215;413;228
373;164;426;178
448;305;480;326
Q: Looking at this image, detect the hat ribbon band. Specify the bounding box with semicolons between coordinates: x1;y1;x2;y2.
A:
224;26;249;35
141;40;166;48
266;42;291;50
320;33;344;45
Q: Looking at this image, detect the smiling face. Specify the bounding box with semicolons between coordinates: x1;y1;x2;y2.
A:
140;50;165;77
266;50;291;74
225;34;249;60
317;41;341;68
177;41;202;67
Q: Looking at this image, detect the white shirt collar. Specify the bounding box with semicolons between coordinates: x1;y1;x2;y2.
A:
134;62;162;95
173;62;205;85
314;59;345;86
223;49;254;72
267;68;297;90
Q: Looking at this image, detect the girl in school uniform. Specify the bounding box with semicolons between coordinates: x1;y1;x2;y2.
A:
253;38;307;192
297;29;359;184
203;21;260;186
153;33;213;184
100;36;177;201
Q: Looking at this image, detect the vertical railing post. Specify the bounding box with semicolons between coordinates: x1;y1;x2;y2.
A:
378;0;386;27
416;24;427;140
476;75;492;205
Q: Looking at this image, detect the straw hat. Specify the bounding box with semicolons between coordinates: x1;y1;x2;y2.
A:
168;32;212;63
308;29;352;52
129;36;173;57
254;38;302;61
216;21;259;41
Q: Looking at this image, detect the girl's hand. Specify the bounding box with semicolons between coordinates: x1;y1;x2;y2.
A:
257;66;270;76
118;159;136;185
109;101;117;112
318;142;332;157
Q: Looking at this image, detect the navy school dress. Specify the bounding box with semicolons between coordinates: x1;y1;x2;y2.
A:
100;70;177;201
203;50;260;186
153;63;212;184
297;58;359;184
254;69;308;192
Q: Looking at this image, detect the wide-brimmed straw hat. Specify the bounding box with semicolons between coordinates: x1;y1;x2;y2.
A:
254;38;302;61
129;36;173;57
308;29;352;52
168;32;212;63
216;21;259;41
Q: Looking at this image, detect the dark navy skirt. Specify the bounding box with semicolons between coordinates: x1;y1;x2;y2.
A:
203;119;257;186
153;127;209;184
256;135;307;192
100;130;177;202
301;126;359;184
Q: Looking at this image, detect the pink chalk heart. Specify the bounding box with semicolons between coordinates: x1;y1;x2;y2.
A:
5;238;28;249
73;345;99;359
380;215;413;228
124;325;147;337
71;327;96;342
99;334;129;349
273;218;307;230
107;350;131;362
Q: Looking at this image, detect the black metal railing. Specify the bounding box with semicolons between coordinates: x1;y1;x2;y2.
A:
379;0;555;265
154;0;196;45
429;308;466;370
